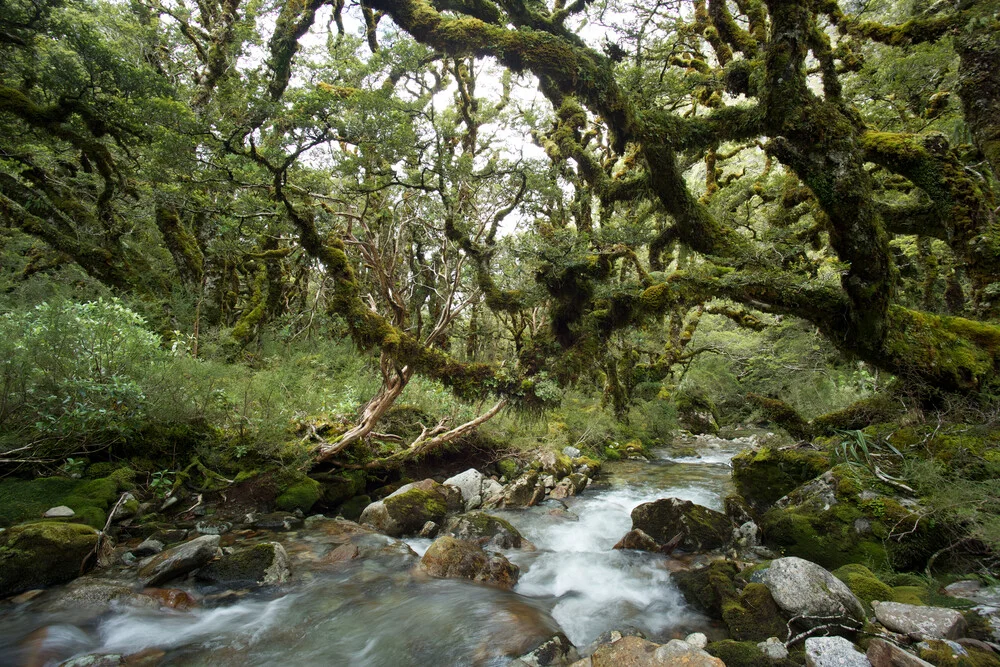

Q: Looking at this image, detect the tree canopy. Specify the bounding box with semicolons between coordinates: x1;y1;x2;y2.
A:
2;0;1000;461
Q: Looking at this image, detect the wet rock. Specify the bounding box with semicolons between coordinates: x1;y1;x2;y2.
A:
630;498;732;551
359;479;457;537
194;542;290;587
43;505;76;518
518;633;577;666
943;580;982;599
0;522;99;597
481;479;505;506
419;521;439;538
758;637;789;660
137;534;220;587
444;468;488;510
195;520;231;535
866;638;935;667
549;473;588;500
59;654;126;666
419;536;519;589
444;511;526;549
131;538;164;558
872;601;966;640
536;451;573;478
250;512;304;531
141;587;198;609
724;494;756;525
149;528;188;545
612;529;660;552
500;471;545;508
762;557;866;629
40;579;158;613
804;637;871;667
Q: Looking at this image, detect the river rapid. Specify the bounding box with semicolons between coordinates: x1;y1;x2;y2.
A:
1;434;757;666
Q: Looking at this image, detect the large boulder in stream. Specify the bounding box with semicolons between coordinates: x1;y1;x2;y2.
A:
630;498;732;551
359;479;461;537
443;511;527;549
195;542;290;588
0;522;99;597
137;534;221;587
419;536;519;589
731;446;831;510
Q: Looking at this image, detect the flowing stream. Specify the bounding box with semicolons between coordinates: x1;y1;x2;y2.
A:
1;434;755;666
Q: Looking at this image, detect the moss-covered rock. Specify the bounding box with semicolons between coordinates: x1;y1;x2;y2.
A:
731;446;831;510
832;564;894;611
631;497;732;551
0;522;99;596
275;476;322;513
723;583;788;642
673;560;740;616
760;466;940;571
706;640;795;667
359;480;457;537
419;536;519;589
194;542;290;587
675;388;720;435
313;470;367;506
443;511;525;549
495;458;521;480
918;639;1000;666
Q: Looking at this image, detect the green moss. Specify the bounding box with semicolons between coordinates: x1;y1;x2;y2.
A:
706;641;784;667
496;458;521;479
0;474;129;528
275;477;321;513
382;488;448;532
338;495;371;521
833;564;894;610
673;560;739;616
603;446;622;461
918;639;1000;667
732;446;831;509
0;522;99;596
891;585;930;605
722;583;788;642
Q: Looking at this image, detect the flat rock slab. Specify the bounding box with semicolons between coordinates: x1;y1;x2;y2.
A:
805;637;871;667
43;505;75;518
866;638;935;667
138;534;220;587
873;601;966;640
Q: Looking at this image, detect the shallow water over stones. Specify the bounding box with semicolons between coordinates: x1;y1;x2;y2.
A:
0;434;754;666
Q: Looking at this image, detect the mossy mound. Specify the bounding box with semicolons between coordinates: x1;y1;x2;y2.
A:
275;476;321;513
832;564;894;611
338;495;371;521
0;474;134;528
722;583;788;642
731;446;831;510
918;639;1000;666
495;458;521;480
314;470;367;506
673;560;739;616
706;640;796;667
0;522;99;596
760;465;941;571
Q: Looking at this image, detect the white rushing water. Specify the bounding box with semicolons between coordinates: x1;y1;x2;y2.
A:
1;435;751;666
